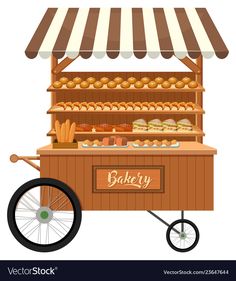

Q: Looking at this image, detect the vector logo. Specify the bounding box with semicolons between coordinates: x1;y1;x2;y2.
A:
7;266;58;276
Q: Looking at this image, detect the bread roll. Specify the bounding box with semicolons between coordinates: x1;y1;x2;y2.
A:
175;81;185;88
80;81;90;88
188;81;198;88
53;81;62;88
148;81;157;88
59;77;69;84
86;77;96;84
127;77;137;84
93;81;103;88
66;81;76;88
107;81;117;88
141;77;151;84
168;77;178;84
73;77;82;84
182;77;191;84
100;77;110;84
134;81;144;88
113;77;123;84
161;81;171;88
120;81;130;88
155;77;164;84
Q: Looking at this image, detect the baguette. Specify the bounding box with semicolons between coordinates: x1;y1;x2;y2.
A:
65;119;70;142
60;123;66;143
55;120;61;142
68;122;76;143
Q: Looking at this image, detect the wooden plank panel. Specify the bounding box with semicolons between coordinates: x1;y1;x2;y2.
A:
83;156;93;209
160;156;170;210
108;155;119;209
92;155;102;210
144;155;153;210
100;156;110;210
126;155;136;210
195;156;205;209
169;156;179;210
178;156;188;210
117;156;128;210
134;156;145;210
152;155;163;210
76;156;85;210
187;156;196;210
40;156;50;206
204;156;214;210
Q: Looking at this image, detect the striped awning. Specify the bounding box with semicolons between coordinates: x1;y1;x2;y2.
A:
25;8;228;60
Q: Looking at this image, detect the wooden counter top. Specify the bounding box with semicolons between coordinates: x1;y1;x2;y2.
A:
37;142;217;156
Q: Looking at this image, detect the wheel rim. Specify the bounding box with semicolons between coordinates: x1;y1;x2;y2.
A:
167;219;199;252
14;185;75;245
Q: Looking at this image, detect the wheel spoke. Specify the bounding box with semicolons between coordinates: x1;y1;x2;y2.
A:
54;198;70;211
48;223;64;238
52;217;71;231
25;223;40;238
37;224;41;244
15;216;36;220
45;223;49;244
25;191;40;206
19;198;37;211
16;208;37;213
49;193;67;208
19;217;36;231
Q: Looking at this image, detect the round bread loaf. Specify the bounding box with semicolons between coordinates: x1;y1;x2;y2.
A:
53;81;62;88
66;81;76;88
80;81;90;88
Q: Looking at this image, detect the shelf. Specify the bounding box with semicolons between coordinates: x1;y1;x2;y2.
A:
47;108;204;114
47;84;205;93
48;127;204;137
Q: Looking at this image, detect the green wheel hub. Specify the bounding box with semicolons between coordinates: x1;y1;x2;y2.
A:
36;207;53;223
179;232;187;239
40;211;49;219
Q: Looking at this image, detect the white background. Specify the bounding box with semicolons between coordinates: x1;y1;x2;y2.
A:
0;0;235;259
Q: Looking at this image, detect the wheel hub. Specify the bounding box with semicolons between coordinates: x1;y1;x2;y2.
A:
36;207;53;223
179;232;187;239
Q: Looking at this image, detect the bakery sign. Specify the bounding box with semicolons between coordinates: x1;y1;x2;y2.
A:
93;166;164;192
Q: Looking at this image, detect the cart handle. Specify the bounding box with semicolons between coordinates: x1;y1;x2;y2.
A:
10;154;40;172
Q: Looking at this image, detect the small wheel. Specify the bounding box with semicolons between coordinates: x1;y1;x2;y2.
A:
166;219;199;252
8;178;82;252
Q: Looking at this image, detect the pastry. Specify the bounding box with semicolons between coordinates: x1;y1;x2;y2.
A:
164;102;171;110
52;102;66;111
73;77;82;84
65;102;74;110
171;102;179;111
107;81;117;88
103;102;113;110
148;81;157;88
156;102;164;110
134;102;142;110
148;119;163;132
177;118;193;131
83;139;93;146
162;139;171;146
112;102;120;110
68;122;76;143
155;77;164;84
100;77;110;84
80;102;88;111
76;124;93;132
96;102;104;110
162;119;177;131
66;81;76;88
182;77;191;84
134;81;144;88
120;81;130;88
93;81;103;88
127;77;137;84
161;81;171;88
142;102;150;110
80;81;90;88
86;77;96;84
149;102;156;111
168;77;178;84
126;102;134;110
144;139;153;146
141;77;151;84
53;81;62;88
73;102;81;111
171;139;177;145
119;102;128;110
113;77;123;84
59;77;69;84
179;102;186;111
102;137;115;146
116;137;128;146
186;102;195;110
153;140;162;146
98;124;113;132
188;81;198;88
116;124;132;132
88;102;97;111
175;81;185;88
133;119;148;132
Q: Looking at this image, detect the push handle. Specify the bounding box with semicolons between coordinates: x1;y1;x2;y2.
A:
10;154;40;171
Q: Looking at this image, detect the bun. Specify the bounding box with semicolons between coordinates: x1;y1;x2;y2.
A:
113;77;123;84
100;77;110;84
66;81;76;88
148;81;157;88
154;77;164;84
188;81;198;88
161;81;171;88
121;81;130;88
59;77;69;84
80;81;90;88
73;77;82;84
53;81;62;88
182;77;191;84
93;81;103;88
175;81;185;88
134;81;144;88
107;81;117;88
141;77;151;84
127;77;137;84
168;77;178;84
86;77;96;84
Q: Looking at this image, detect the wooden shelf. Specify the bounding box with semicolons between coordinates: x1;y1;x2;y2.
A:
47;108;205;114
47;84;205;93
48;127;204;137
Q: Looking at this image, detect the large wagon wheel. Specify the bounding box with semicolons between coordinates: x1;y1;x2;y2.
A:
7;178;82;252
166;219;199;252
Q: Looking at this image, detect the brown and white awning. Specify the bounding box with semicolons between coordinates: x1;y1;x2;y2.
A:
25;8;228;60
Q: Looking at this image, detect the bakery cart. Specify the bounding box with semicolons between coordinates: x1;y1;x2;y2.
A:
8;8;228;252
